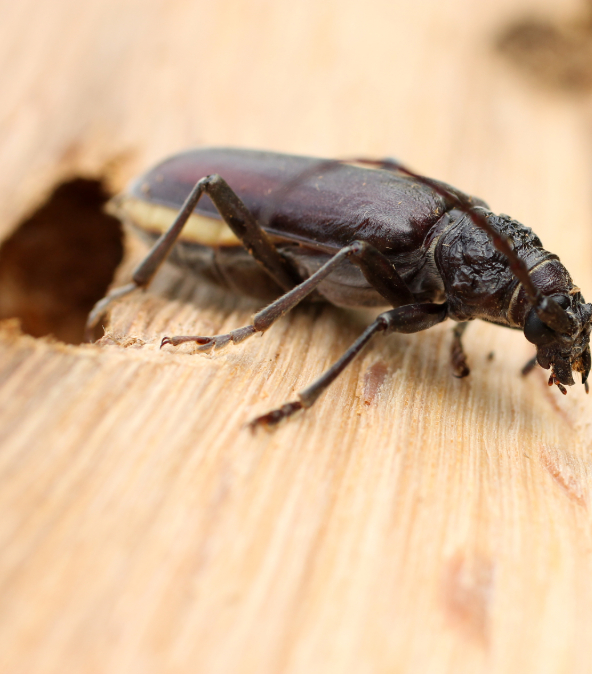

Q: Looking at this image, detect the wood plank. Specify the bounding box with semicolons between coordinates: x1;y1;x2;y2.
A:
1;0;592;672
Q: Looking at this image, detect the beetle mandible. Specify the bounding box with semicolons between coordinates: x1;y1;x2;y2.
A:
87;147;592;426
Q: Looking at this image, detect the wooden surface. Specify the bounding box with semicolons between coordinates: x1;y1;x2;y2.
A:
2;1;592;672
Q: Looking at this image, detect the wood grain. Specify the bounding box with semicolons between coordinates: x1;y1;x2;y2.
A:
1;1;592;672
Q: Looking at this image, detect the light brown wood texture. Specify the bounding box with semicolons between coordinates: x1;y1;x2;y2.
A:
2;1;592;672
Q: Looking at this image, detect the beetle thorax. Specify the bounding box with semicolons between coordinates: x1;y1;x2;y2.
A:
435;211;557;326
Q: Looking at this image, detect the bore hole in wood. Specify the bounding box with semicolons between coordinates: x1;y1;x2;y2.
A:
0;178;123;344
496;4;592;93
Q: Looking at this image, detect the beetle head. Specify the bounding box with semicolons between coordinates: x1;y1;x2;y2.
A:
524;293;592;391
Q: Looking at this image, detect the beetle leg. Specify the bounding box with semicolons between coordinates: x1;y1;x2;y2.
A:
451;321;470;377
85;174;299;341
521;355;538;376
250;302;448;427
160;240;415;350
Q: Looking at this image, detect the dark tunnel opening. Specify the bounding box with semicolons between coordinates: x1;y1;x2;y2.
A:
0;178;123;344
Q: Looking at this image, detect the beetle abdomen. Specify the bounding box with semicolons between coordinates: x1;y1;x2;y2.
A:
108;194;240;247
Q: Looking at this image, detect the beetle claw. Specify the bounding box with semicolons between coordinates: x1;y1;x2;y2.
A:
160;325;258;351
160;335;212;348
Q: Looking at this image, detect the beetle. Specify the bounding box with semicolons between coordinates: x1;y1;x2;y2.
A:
87;147;592;426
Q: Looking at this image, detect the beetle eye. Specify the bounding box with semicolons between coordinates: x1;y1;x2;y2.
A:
552;295;570;309
524;308;556;345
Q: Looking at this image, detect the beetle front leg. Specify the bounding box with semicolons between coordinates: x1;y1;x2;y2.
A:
451;322;470;377
251;302;448;427
160;240;415;351
521;355;538;376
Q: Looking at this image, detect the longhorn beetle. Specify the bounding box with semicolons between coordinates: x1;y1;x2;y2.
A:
87;148;592;426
